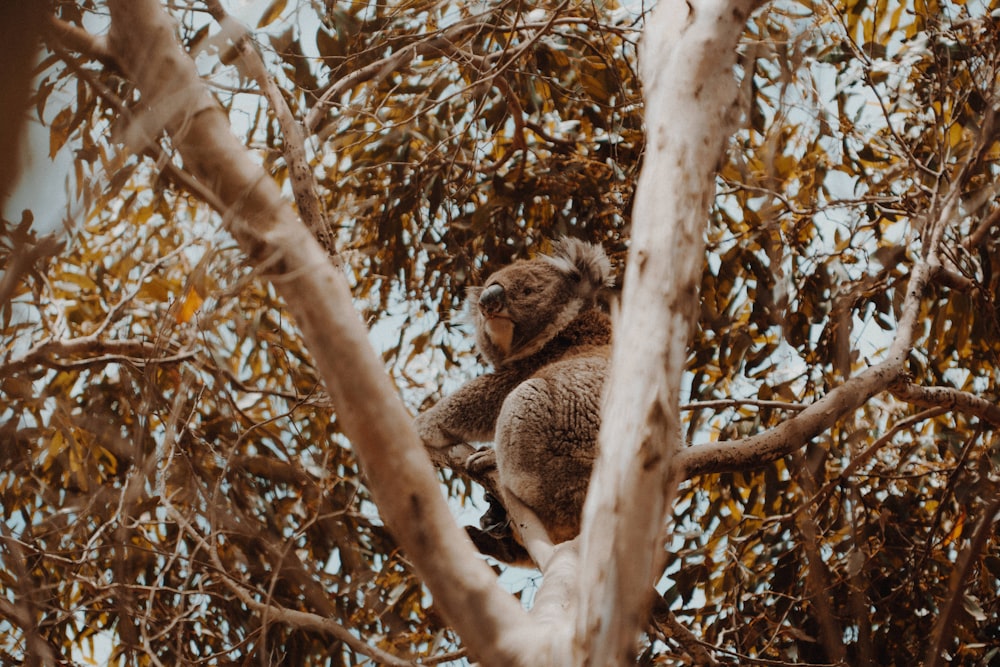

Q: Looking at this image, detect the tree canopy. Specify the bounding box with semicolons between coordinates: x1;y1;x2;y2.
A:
1;0;999;665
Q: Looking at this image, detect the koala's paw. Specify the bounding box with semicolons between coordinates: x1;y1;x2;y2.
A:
466;525;532;566
465;447;497;474
478;492;508;532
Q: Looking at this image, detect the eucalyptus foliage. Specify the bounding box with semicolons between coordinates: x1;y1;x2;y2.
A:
1;0;998;664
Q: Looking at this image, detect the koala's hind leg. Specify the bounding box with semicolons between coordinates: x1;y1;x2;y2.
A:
494;355;605;543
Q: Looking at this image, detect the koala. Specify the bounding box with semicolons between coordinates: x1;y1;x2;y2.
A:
415;238;613;559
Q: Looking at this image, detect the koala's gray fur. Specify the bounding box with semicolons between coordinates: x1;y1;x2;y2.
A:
416;238;613;552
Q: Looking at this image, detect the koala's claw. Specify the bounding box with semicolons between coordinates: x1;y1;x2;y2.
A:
465;447;497;474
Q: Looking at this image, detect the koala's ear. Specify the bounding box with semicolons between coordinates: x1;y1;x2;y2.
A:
548;237;614;295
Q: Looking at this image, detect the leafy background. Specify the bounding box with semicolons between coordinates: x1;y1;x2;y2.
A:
1;0;998;664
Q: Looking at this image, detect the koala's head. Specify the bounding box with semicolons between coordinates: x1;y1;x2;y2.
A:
468;238;613;366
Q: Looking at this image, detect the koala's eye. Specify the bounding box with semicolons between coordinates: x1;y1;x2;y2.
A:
522;286;534;296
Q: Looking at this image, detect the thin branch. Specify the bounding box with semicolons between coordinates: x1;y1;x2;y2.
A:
45;15;115;66
0;338;193;378
0;581;57;665
681;398;808;412
677;209;942;479
891;381;1000;427
304;15;495;134
676;358;905;478
169;502;419;667
966;205;1000;251
651;605;721;666
808;407;949;511
303;2;584;135
203;1;338;259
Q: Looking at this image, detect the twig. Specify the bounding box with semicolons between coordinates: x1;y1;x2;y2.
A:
650;604;720;666
0;338;193;379
168;503;420;667
807;406;948;511
681;398;808;412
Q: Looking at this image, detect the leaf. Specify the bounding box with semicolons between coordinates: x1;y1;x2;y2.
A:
175;286;204;324
49;106;73;158
941;510;965;547
257;0;287;28
962;594;987;622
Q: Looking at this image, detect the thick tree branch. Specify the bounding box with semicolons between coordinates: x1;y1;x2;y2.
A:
575;1;756;664
676;359;905;478
676;232;940;478
104;3;530;665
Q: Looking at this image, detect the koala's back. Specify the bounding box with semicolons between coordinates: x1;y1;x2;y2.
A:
495;335;610;543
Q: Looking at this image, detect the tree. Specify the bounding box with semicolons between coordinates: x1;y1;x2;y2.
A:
1;0;998;665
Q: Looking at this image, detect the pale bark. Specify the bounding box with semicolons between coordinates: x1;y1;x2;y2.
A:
104;2;531;664
574;1;756;665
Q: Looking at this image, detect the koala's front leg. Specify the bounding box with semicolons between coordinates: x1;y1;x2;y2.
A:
414;370;523;449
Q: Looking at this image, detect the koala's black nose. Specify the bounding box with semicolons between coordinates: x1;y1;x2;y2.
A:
478;283;506;314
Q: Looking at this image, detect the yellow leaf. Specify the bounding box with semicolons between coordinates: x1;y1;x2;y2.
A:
257;0;287;28
942;511;965;547
175;286;204;324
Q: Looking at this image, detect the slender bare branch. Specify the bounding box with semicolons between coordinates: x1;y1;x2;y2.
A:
676;208;944;479
304;15;495;134
676;359;905;478
166;499;419;667
203;1;338;258
966;205;1000;251
0;338;194;378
